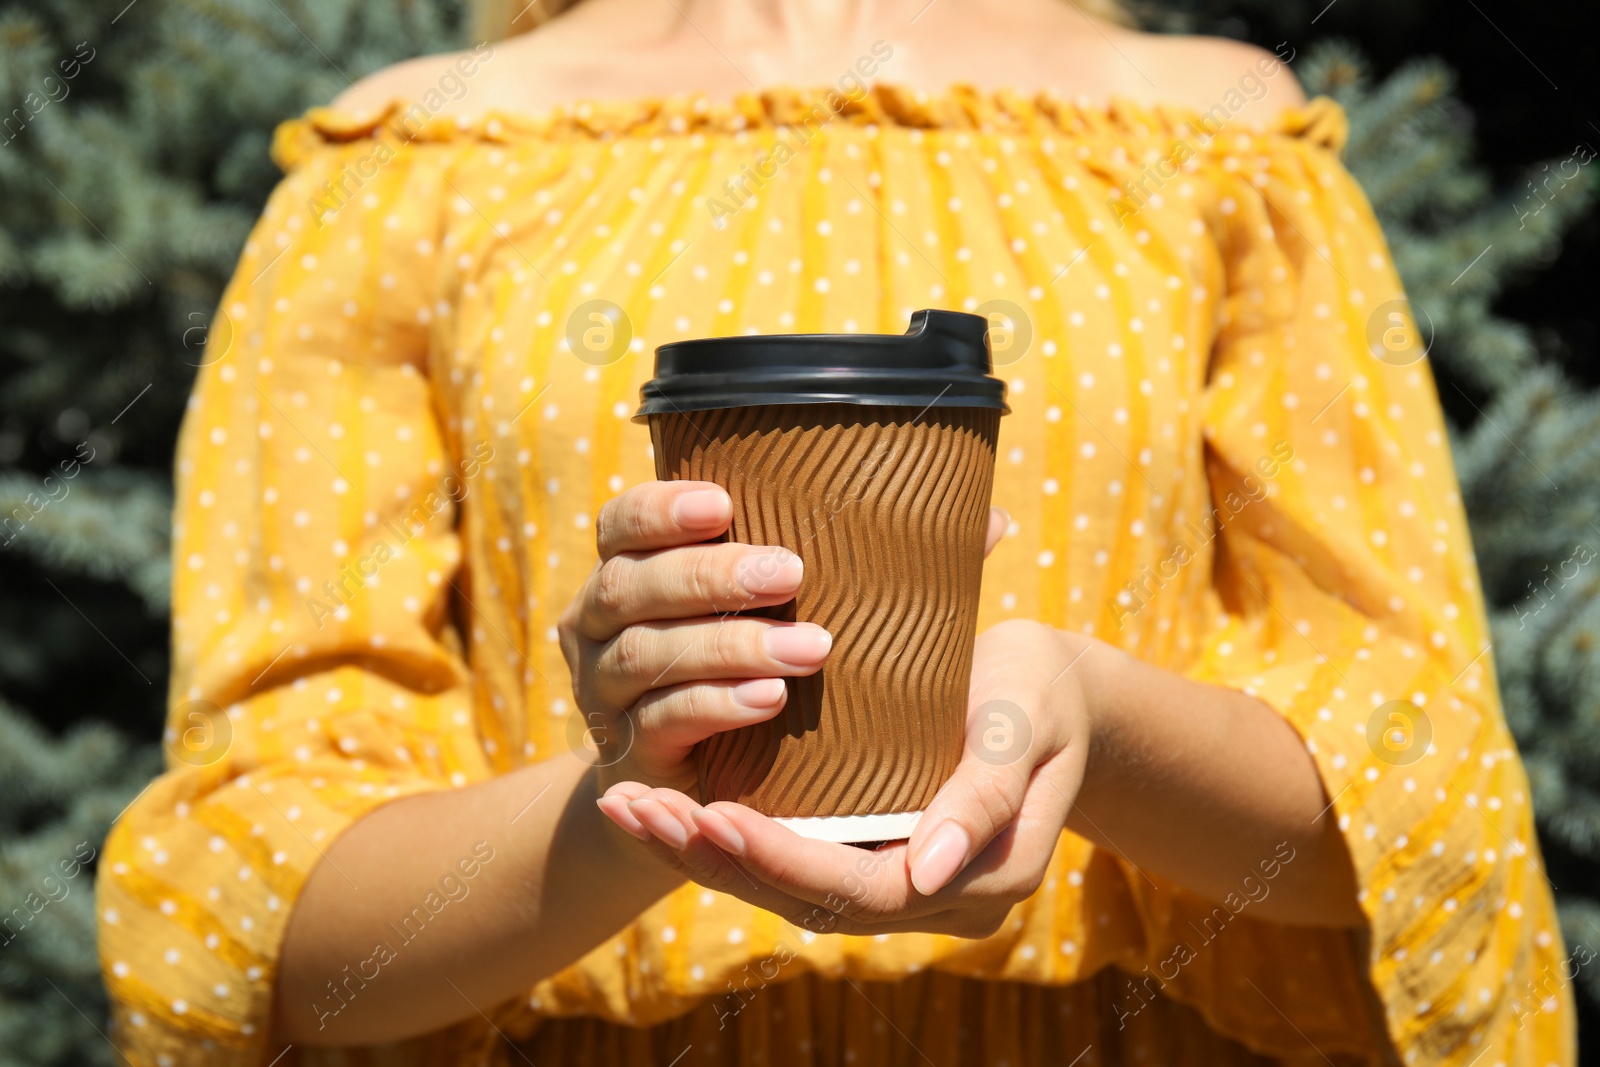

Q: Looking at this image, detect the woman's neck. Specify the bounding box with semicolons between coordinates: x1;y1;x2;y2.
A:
639;0;939;49
548;0;1064;56
525;0;1105;97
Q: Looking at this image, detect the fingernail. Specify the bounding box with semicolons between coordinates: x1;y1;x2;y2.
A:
673;488;731;529
597;797;651;841
628;798;689;850
691;809;747;856
909;821;970;896
739;551;803;595
762;624;832;667
730;677;787;710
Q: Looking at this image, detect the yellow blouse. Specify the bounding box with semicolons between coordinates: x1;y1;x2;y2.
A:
98;85;1573;1066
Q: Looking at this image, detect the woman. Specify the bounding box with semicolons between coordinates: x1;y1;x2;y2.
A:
98;0;1573;1063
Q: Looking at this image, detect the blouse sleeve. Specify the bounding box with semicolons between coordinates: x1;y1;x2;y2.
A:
1124;122;1574;1062
96;127;493;1064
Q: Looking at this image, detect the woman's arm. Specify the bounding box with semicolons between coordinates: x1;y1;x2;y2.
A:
273;755;680;1043
1057;633;1363;927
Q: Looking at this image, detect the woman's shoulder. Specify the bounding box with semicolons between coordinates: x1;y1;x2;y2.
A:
328;35;577;121
331;45;499;119
1111;29;1308;116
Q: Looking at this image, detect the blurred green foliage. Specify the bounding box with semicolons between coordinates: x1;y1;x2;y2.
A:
0;1;467;1062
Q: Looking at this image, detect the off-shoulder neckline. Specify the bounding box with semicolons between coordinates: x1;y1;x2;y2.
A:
271;82;1348;169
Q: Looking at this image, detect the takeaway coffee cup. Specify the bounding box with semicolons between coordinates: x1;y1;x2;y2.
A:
636;310;1008;843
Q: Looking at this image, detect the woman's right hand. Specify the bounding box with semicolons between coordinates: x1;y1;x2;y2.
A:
557;480;832;813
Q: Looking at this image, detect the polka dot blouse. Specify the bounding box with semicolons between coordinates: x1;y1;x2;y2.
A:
97;85;1572;1067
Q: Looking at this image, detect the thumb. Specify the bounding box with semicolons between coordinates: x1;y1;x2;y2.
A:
906;697;1038;895
982;507;1010;559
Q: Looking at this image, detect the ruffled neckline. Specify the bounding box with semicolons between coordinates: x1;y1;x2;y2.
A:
272;82;1348;169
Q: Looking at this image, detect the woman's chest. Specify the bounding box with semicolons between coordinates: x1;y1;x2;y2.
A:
431;129;1228;642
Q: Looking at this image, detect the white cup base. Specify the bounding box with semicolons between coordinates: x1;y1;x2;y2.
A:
771;810;924;844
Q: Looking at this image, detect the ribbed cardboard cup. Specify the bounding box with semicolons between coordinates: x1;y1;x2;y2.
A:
636;311;1008;843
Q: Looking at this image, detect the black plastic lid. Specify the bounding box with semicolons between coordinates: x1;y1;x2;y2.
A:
634;309;1010;419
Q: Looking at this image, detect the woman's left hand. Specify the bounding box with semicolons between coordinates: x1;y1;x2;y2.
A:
595;617;1096;939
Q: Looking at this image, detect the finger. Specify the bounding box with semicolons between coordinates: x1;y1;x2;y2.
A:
631;678;787;754
589;619;830;710
577;543;802;640
627;795;693;850
611;791;994;937
596;791;707;875
693;803;940;925
596;481;731;560
603;788;831;920
984;506;1009;559
596;794;651;840
904;709;1042;897
652;793;913;935
599;786;699;855
947;761;1076;897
